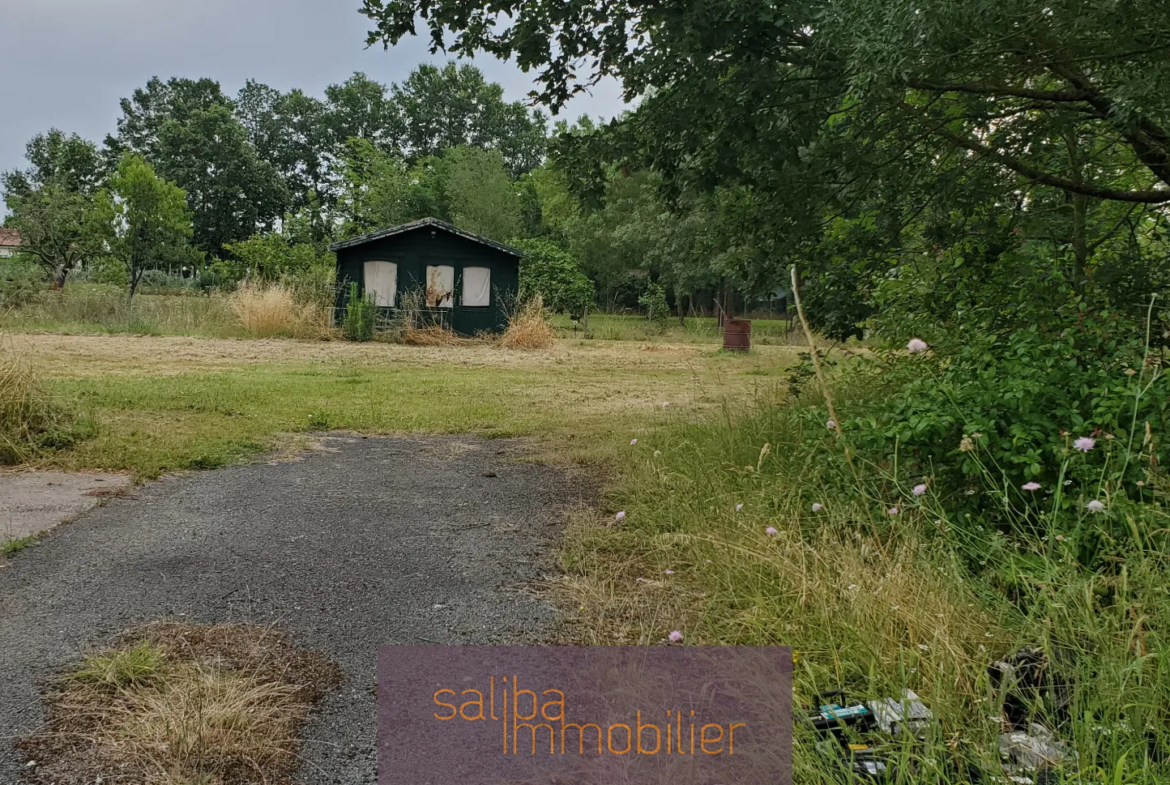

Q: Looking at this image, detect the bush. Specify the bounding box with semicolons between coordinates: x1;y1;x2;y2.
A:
88;256;129;287
513;238;593;319
221;234;336;284
638;280;670;323
342;282;377;342
0;258;46;309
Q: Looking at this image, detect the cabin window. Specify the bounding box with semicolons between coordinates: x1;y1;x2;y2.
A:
425;265;455;308
363;261;397;307
461;267;491;307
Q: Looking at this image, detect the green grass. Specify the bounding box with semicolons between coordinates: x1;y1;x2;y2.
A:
13;334;792;477
1;535;37;557
562;384;1170;784
550;312;801;344
70;641;167;689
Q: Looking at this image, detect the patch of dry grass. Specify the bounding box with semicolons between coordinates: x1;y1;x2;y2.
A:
499;297;556;350
0;345;87;465
228;282;332;340
19;622;342;785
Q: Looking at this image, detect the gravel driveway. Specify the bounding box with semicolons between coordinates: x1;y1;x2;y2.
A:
0;435;584;784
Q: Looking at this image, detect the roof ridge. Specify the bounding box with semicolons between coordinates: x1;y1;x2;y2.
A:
328;218;523;257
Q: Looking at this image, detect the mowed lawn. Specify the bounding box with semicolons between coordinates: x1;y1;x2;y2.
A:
9;333;797;477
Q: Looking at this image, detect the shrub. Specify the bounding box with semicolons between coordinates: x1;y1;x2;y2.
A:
342;282;377;342
513;238;593;319
639;280;670;323
228;282;330;340
0;257;46;309
221;234;335;284
89;255;129;287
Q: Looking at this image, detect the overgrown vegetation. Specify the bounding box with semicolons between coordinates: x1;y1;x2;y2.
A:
20;623;341;785
341;282;377;342
0;347;89;464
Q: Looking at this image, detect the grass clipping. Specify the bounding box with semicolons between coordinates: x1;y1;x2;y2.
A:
498;296;555;350
19;622;342;785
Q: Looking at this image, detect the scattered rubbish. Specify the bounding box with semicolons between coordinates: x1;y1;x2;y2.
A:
807;689;934;781
999;723;1074;772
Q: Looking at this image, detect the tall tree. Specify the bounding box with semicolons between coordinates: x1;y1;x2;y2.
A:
324;72;403;154
440;146;522;242
391;62;548;176
104;77;233;164
156;104;287;255
97;154;193;300
363;0;1170;322
2;129;103;198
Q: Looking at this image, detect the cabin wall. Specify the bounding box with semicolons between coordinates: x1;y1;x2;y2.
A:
335;228;519;335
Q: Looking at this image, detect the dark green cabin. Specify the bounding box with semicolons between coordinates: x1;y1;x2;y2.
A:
330;218;522;335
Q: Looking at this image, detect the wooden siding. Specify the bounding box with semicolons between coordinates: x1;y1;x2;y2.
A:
335;225;519;335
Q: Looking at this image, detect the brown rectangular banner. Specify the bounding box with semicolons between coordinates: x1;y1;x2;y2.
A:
378;646;793;785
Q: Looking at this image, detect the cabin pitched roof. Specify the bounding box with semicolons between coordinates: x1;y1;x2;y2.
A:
328;218;523;258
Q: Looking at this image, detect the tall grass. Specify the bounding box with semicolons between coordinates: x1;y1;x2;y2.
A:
228;281;332;340
499;295;556;350
564;383;1170;783
8;284;236;336
0;346;89;464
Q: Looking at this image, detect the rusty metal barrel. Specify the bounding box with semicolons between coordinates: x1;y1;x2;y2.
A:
723;319;752;351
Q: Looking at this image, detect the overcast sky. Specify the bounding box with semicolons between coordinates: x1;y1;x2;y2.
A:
0;0;626;186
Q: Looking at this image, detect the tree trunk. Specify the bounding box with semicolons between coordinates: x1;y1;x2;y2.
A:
53;264;69;290
676;290;686;326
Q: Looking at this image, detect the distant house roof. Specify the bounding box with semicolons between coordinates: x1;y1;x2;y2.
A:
0;228;21;247
329;217;523;258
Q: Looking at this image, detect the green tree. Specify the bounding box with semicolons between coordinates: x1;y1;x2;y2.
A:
324;72;403;154
391;62;548;176
439;147;522;242
2;129;103;197
104;77;232;164
98;154;193;301
3;185;106;289
513;237;593;319
156;104;287;255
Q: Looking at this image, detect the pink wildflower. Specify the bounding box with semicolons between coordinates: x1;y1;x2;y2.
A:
630;438;638;446
912;484;927;496
907;338;929;353
735;503;744;512
1073;436;1095;453
811;503;824;512
887;506;900;516
1022;482;1041;491
668;630;683;643
826;420;837;430
614;511;626;522
765;526;779;536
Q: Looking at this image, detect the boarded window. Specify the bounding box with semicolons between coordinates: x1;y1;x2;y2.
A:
363;261;397;307
461;267;491;307
425;265;455;308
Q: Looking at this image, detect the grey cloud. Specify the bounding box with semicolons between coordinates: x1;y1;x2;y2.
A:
0;0;625;190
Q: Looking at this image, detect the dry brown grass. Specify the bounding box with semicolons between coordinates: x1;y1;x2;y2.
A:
498;297;556;350
228;282;332;340
401;324;476;346
19;622;342;785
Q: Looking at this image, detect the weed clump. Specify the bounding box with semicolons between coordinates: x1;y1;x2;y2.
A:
20;622;342;785
499;296;555;350
228;281;331;340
